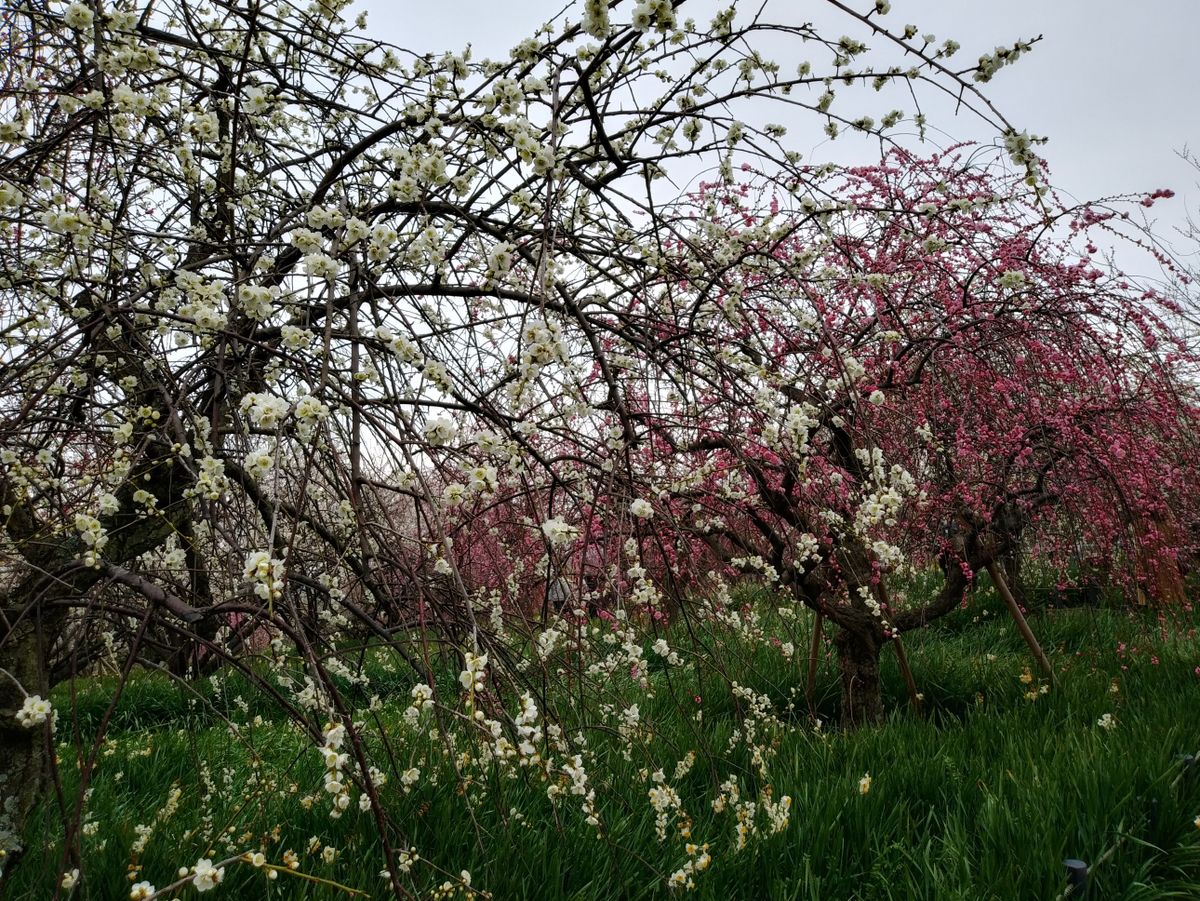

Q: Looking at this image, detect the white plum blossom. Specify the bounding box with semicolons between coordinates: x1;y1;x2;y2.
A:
999;270;1027;291
244;551;285;601
871;539;904;571
794;532;821;565
401;766;421;791
582;0;610;36
74;513;108;552
368;224;398;261
240;392;290;430
404;683;435;728
424;416;457;446
652;638;681;665
303;252;340;279
243;448;274;481
194;456;228;501
306;205;343;229
343;217;370;243
63;2;93;30
243;86;270;115
289;228;323;252
293;395;330;442
0;182;24;207
458;651;488;692
466;465;498;494
280;325;313;350
75;513;108;567
16;694;52;728
484;242;515;284
629;498;654;519
238;285;276;321
192;858;225;892
112;85;152;116
630;2;653;31
541;517;579;546
189;111;219;141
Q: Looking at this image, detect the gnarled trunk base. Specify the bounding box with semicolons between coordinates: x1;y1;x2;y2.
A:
0;618;50;883
834;628;884;728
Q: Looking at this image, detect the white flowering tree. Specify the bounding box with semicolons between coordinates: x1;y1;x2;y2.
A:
0;0;1035;885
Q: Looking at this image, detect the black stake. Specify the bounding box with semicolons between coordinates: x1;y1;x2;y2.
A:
1064;859;1089;898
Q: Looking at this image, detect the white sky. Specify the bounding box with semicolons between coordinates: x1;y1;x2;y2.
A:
351;0;1200;269
923;1;1198;240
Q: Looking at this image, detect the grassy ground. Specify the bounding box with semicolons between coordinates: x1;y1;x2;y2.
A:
11;591;1200;900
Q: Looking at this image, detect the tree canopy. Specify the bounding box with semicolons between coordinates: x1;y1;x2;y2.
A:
1;0;1194;891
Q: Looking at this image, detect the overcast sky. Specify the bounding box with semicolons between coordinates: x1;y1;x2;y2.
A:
351;0;1199;264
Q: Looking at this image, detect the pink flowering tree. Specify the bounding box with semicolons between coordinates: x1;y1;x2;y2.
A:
623;147;1199;724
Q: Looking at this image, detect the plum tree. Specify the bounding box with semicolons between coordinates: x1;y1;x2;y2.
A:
627;148;1197;723
0;0;1111;887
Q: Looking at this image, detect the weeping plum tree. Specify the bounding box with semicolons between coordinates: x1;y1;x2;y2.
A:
627;148;1199;725
0;0;1130;890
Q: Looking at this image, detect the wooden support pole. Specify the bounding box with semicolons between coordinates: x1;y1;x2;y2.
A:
806;612;824;712
872;581;922;714
987;562;1054;683
892;636;923;714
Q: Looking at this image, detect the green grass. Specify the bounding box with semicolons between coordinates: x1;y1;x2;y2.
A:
11;600;1200;900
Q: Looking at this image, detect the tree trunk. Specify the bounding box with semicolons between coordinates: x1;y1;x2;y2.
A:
0;616;55;881
0;448;193;884
834;628;884;728
1001;546;1025;609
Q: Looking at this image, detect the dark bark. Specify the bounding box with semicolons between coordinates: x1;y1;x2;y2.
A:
1001;546;1025;609
834;627;884;728
0;448;191;882
0;616;53;878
